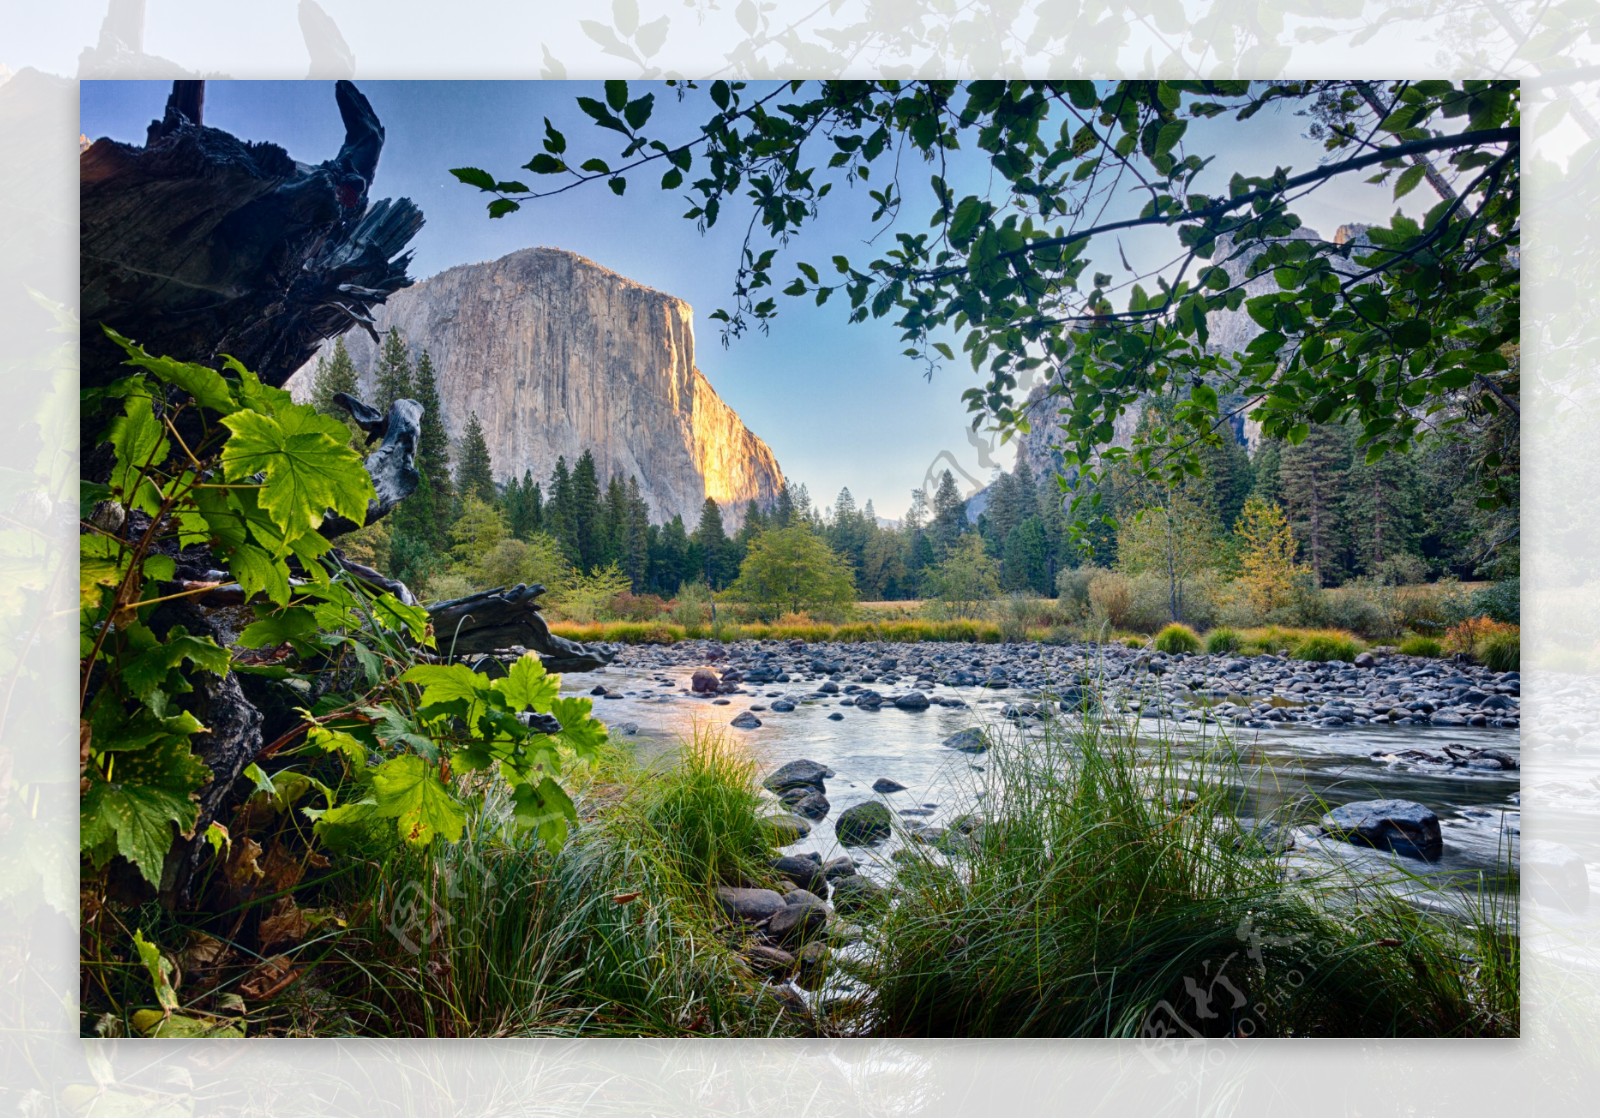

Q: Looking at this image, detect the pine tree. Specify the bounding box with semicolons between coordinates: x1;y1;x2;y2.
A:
374;328;414;413
507;469;543;539
1278;424;1351;585
455;412;497;508
1342;444;1422;581
930;470;967;557
773;483;796;528
624;476;651;591
601;474;629;568
310;336;360;415
546;457;577;563
410;349;454;542
570;451;603;571
648;514;691;595
692;498;735;589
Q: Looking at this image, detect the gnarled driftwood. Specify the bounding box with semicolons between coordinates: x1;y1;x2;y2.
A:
427;584;618;673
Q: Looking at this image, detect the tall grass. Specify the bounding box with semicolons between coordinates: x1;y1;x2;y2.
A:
269;738;808;1038
866;716;1518;1037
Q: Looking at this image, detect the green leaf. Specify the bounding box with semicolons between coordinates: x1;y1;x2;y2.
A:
228;542;292;606
239;607;318;648
623;92;655;131
219;406;375;535
307;727;369;767
133;929;180;1013
81;778;198;886
107;393;169;515
492;654;561;712
121;628;231;705
949;197;984;243
450;167;498;191
525;153;565;174
402;662;488;717
370;755;467;846
103;327;237;414
1393;163;1426;199
605;79;628;111
548;695;609;759
487;199;521;219
608;177;627;196
511;776;576;849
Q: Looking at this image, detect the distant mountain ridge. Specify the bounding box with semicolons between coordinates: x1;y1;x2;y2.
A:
292;246;785;526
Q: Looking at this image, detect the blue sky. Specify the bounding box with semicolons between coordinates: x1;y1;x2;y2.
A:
80;80;1408;518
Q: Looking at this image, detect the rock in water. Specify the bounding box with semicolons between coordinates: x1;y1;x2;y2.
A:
780;789;831;820
763;759;835;794
1320;799;1443;860
771;854;828;894
942;727;990;754
691;667;720;693
872;777;907;793
714;886;787;923
893;691;931;710
761;813;812;845
291;247;786;528
730;711;762;729
835;801;894;846
822;855;857;880
829;874;887;916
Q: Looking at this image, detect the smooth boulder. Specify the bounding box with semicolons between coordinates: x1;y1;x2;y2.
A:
1320;799;1443;860
768;896;829;946
835;801;894;846
942;727;990;754
761;813;812;845
715;886;787;923
771;853;828;894
829;874;888;916
763;759;835;795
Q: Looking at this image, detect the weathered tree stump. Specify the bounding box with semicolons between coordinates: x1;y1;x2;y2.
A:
427;584;618;672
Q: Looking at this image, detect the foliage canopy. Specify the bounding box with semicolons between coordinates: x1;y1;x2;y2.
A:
457;79;1519;533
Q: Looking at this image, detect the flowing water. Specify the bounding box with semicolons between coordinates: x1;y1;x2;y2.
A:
563;654;1521;900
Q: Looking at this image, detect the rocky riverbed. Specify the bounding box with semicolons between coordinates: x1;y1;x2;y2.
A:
559;637;1526;1000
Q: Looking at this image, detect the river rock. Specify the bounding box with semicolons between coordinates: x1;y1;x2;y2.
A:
780;789;831;820
762;813;812;845
829;874;888;916
835;801;894;846
745;944;795;976
794;940;831;989
822;855;857;880
771;853;828;894
730;711;761;729
763;758;835;794
768;895;829;946
872;777;907;793
691;667;720;693
942;727;990;754
715;886;787;923
1320;799;1443;860
894;691;931;711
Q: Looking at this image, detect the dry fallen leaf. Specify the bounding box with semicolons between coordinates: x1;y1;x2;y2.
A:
238;955;300;1001
258;898;309;951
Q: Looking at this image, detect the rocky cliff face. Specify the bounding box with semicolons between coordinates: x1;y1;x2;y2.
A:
291;247;785;525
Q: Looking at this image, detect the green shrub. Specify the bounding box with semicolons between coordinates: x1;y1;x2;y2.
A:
1055;565;1104;621
1398;635;1443;658
1204;627;1242;654
1478;629;1520;672
1153;623;1201;654
1471;580;1520;625
1291;630;1363;662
